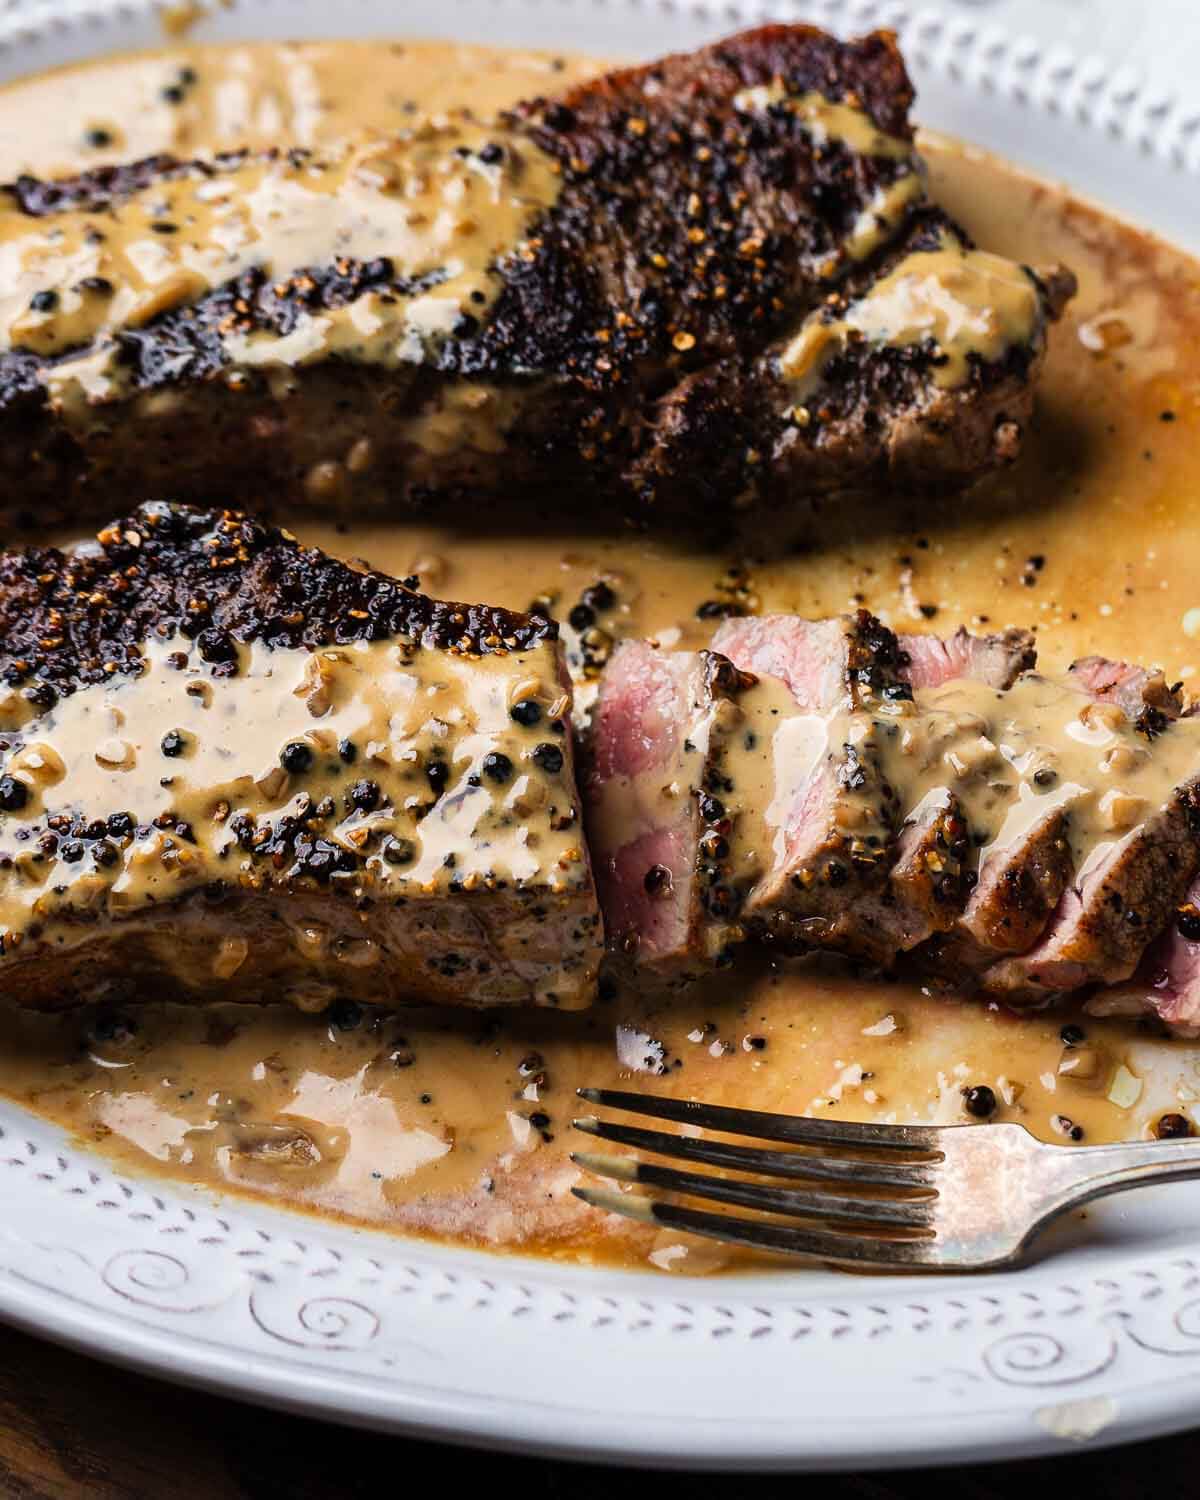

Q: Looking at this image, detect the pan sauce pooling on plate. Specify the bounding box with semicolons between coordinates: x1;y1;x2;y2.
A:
0;39;1199;1272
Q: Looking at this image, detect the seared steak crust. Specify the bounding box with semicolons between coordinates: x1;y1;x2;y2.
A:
632;226;1074;513
0;25;1071;529
0;501;554;704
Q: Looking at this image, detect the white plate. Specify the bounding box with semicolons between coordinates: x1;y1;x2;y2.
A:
1;0;1200;1472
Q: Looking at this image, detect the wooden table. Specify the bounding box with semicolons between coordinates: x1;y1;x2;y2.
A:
0;1324;1188;1499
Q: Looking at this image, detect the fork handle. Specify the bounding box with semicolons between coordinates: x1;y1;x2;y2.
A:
1032;1136;1200;1223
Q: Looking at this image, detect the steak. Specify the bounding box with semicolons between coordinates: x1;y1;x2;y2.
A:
975;663;1194;999
900;627;1036;692
980;787;1200;1000
587;619;1200;1026
0;503;602;1011
706;617;1033;963
821;626;1036;963
711;611;910;946
585;641;753;981
0;24;1072;531
1090;877;1200;1037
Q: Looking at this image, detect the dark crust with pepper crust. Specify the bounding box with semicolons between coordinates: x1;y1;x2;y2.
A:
981;784;1200;1000
0;501;556;705
0;25;1069;528
632;220;1075;511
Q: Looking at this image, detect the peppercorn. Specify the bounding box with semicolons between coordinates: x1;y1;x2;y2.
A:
1060;1023;1087;1046
280;742;313;774
1155;1112;1193;1139
1178;905;1200;942
478;141;505;164
0;776;28;812
542;102;576;131
568;603;595;631
531;743;564;774
644;863;673;896
511;699;542;727
582;580;616;613
426;761;448;794
338;738;357;764
160;729;186;758
60;840;85;864
196;627;236;665
106;811;134;838
481;752;513;784
29;290;58;313
84;127;112;148
962;1085;997;1118
347;779;380;812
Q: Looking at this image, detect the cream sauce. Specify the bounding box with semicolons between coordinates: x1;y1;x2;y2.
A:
780;227;1043;394
0;40;1197;1272
3;116;561;413
732;83;915;162
0;628;587;960
880;673;1199;873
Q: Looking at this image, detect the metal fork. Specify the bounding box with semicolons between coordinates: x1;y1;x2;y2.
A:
571;1088;1200;1270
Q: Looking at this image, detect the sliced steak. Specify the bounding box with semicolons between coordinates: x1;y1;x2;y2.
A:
982;786;1200;1000
632;227;1074;517
977;664;1195;1000
710;610;909;946
0;24;1072;530
1088;878;1200;1037
1068;655;1182;737
0;503;602;1011
811;627;1034;963
899;626;1036;692
584;641;751;980
915;654;1178;988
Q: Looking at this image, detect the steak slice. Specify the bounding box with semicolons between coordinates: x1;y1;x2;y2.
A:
899;627;1036;693
981;786;1200;1000
1088;878;1200;1037
710;610;909;946
816;627;1036;963
977;664;1195;999
915;655;1181;988
1068;654;1182;738
0;503;602;1011
584;640;752;980
631;221;1075;516
0;24;1072;530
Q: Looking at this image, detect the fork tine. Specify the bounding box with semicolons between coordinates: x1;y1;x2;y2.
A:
574;1116;940;1189
578;1088;943;1154
573;1152;937;1229
572;1186;936;1267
